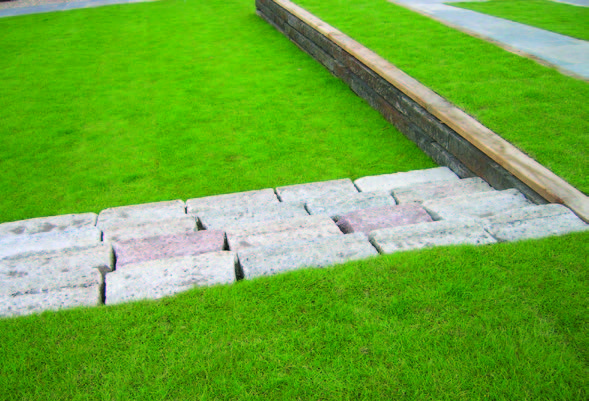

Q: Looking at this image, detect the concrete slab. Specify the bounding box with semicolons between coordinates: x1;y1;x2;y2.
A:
482;204;589;242
305;191;397;221
0;213;97;238
0;227;102;259
369;219;497;253
105;251;237;305
113;230;226;267
187;189;279;215
102;216;197;242
354;167;459;193
423;189;532;220
198;202;308;230
276;178;358;203
226;215;342;251
336;204;433;234
238;232;378;279
97;200;186;231
393;177;493;204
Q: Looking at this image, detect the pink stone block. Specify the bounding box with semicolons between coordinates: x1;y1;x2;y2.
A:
113;230;225;267
336;204;433;234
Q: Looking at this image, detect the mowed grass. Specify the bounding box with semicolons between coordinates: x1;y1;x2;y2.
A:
454;0;589;41
296;0;589;193
0;0;435;223
1;231;587;400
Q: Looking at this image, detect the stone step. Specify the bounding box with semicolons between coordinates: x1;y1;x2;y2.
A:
305;191;396;221
393;177;494;204
0;227;102;259
97;200;186;231
336;204;433;234
369;220;497;254
105;251;237;305
423;189;532;220
102;216;197;242
197;202;308;230
354;167;459;193
237;233;378;279
0;213;97;238
276;178;358;203
112;230;226;267
187;188;279;215
482;204;589;242
225;215;342;251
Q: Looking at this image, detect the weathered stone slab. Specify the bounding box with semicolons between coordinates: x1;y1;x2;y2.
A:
106;251;237;305
198;202;308;230
0;213;97;238
238;232;378;279
336;204;433;234
305;191;397;221
113;230;226;267
187;189;279;215
225;215;342;251
276;178;358;203
423;189;532;220
369;220;497;254
97;200;186;231
394;177;494;204
482;204;589;242
0;227;102;259
102;216;197;242
354;167;459;193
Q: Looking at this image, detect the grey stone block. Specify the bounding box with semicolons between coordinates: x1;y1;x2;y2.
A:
102;216;197;242
336;204;433;234
369;220;497;254
276;178;358;203
97;200;186;231
305;191;397;221
225;215;342;251
238;233;378;279
354;167;459;193
0;213;97;238
198;202;308;230
105;251;237;305
423;189;532;220
187;189;279;215
482;204;589;242
393;177;494;204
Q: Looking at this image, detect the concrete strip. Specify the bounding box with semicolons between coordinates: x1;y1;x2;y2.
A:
336;204;433;234
238;232;378;279
354;167;459;193
482;204;589;242
276;178;358;203
113;230;226;267
105;251;237;305
226;215;342;251
0;0;157;18
198;202;308;230
393;177;493;204
369;219;496;253
0;227;102;259
97;200;186;231
423;188;532;220
187;189;279;215
306;191;397;221
0;213;97;238
102;216;197;242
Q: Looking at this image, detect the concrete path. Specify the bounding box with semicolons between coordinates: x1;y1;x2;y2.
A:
1;167;587;317
0;0;154;18
388;0;589;80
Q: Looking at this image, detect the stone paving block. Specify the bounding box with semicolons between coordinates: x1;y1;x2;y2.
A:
102;216;197;242
482;204;589;242
113;230;226;267
393;177;494;204
198;202;308;230
354;167;459;193
423;189;532;220
106;251;237;305
0;213;97;238
305;191;397;221
97;200;186;231
336;204;433;234
187;188;279;215
369;220;497;254
226;215;342;251
276;179;358;203
238;232;378;279
0;227;102;259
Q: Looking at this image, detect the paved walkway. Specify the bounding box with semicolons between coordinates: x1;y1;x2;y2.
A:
389;0;589;80
0;0;153;18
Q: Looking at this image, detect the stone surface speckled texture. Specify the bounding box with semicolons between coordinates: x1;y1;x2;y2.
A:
0;213;97;238
276;178;358;203
197;202;308;230
337;204;433;234
393;177;493;204
355;167;459;193
305;191;396;221
102;216;197;242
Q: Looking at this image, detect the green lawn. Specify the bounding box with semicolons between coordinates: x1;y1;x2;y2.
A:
453;0;589;41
